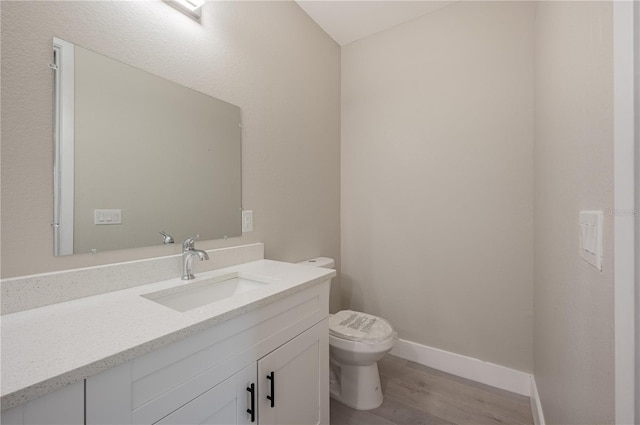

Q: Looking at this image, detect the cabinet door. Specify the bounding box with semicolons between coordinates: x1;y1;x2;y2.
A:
257;319;328;425
153;364;255;425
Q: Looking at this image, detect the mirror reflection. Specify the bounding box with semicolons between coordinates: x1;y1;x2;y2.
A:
53;38;242;256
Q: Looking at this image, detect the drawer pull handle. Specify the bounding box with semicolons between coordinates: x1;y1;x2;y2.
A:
246;383;256;422
266;371;275;408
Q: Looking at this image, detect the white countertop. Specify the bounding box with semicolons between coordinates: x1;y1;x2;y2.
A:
0;260;335;411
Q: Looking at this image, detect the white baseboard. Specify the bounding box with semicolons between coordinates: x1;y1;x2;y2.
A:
529;376;546;425
390;338;532;396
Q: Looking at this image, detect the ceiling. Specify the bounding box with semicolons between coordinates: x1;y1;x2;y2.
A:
295;1;455;46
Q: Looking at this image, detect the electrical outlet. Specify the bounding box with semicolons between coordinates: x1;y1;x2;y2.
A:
242;210;253;232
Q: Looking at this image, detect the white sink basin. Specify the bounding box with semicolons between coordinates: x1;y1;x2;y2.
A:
142;273;269;312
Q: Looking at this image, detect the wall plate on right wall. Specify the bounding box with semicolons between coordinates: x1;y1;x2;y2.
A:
579;210;603;271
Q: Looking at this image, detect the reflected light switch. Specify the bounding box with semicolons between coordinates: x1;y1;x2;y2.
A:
579;211;603;271
94;209;122;225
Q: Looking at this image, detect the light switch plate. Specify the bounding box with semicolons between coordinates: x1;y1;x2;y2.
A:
94;209;122;225
242;210;253;232
579;210;603;271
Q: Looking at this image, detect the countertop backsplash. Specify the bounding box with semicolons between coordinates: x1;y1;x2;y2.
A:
0;243;265;315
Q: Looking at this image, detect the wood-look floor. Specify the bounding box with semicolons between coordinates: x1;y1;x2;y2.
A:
330;355;534;425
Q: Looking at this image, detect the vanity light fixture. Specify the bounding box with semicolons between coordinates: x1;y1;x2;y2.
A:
163;0;205;21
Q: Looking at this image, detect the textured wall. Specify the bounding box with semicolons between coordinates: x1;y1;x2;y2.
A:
533;1;614;423
341;1;534;372
0;1;342;311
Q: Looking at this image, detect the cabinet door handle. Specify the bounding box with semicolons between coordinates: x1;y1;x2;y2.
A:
246;383;256;422
266;371;275;408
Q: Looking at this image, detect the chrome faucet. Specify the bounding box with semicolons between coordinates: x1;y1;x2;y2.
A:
182;235;209;280
159;231;174;244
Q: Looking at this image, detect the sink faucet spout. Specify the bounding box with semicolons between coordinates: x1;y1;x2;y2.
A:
181;235;209;280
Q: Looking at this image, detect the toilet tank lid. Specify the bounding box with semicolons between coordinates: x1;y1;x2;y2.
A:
297;257;334;269
329;310;396;343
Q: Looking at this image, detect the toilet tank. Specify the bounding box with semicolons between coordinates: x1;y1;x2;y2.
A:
297;257;334;269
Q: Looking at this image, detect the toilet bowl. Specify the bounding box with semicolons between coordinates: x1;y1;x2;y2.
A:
328;310;395;410
297;258;397;410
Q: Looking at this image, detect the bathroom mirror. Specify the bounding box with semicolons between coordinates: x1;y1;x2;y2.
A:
52;38;242;256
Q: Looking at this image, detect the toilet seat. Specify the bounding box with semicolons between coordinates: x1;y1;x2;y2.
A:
329;310;395;344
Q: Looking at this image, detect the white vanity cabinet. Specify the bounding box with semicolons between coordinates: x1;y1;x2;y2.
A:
86;281;330;425
149;321;328;425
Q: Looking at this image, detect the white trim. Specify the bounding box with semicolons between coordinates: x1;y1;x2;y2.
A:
162;0;203;21
613;2;637;424
52;38;75;256
529;376;546;425
634;1;639;421
390;338;532;396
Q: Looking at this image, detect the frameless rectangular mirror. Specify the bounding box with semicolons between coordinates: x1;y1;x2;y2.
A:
52;38;242;256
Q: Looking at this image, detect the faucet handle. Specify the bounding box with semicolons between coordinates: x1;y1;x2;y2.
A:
182;235;200;251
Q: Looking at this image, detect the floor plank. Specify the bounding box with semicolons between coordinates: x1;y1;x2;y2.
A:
405;361;531;404
331;398;396;425
330;355;534;425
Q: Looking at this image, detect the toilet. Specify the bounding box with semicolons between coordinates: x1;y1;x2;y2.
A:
298;258;396;410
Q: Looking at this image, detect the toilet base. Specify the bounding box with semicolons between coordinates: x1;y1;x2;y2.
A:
329;358;383;410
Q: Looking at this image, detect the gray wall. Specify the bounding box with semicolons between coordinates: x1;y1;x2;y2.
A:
0;1;342;311
534;1;615;423
341;1;534;372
